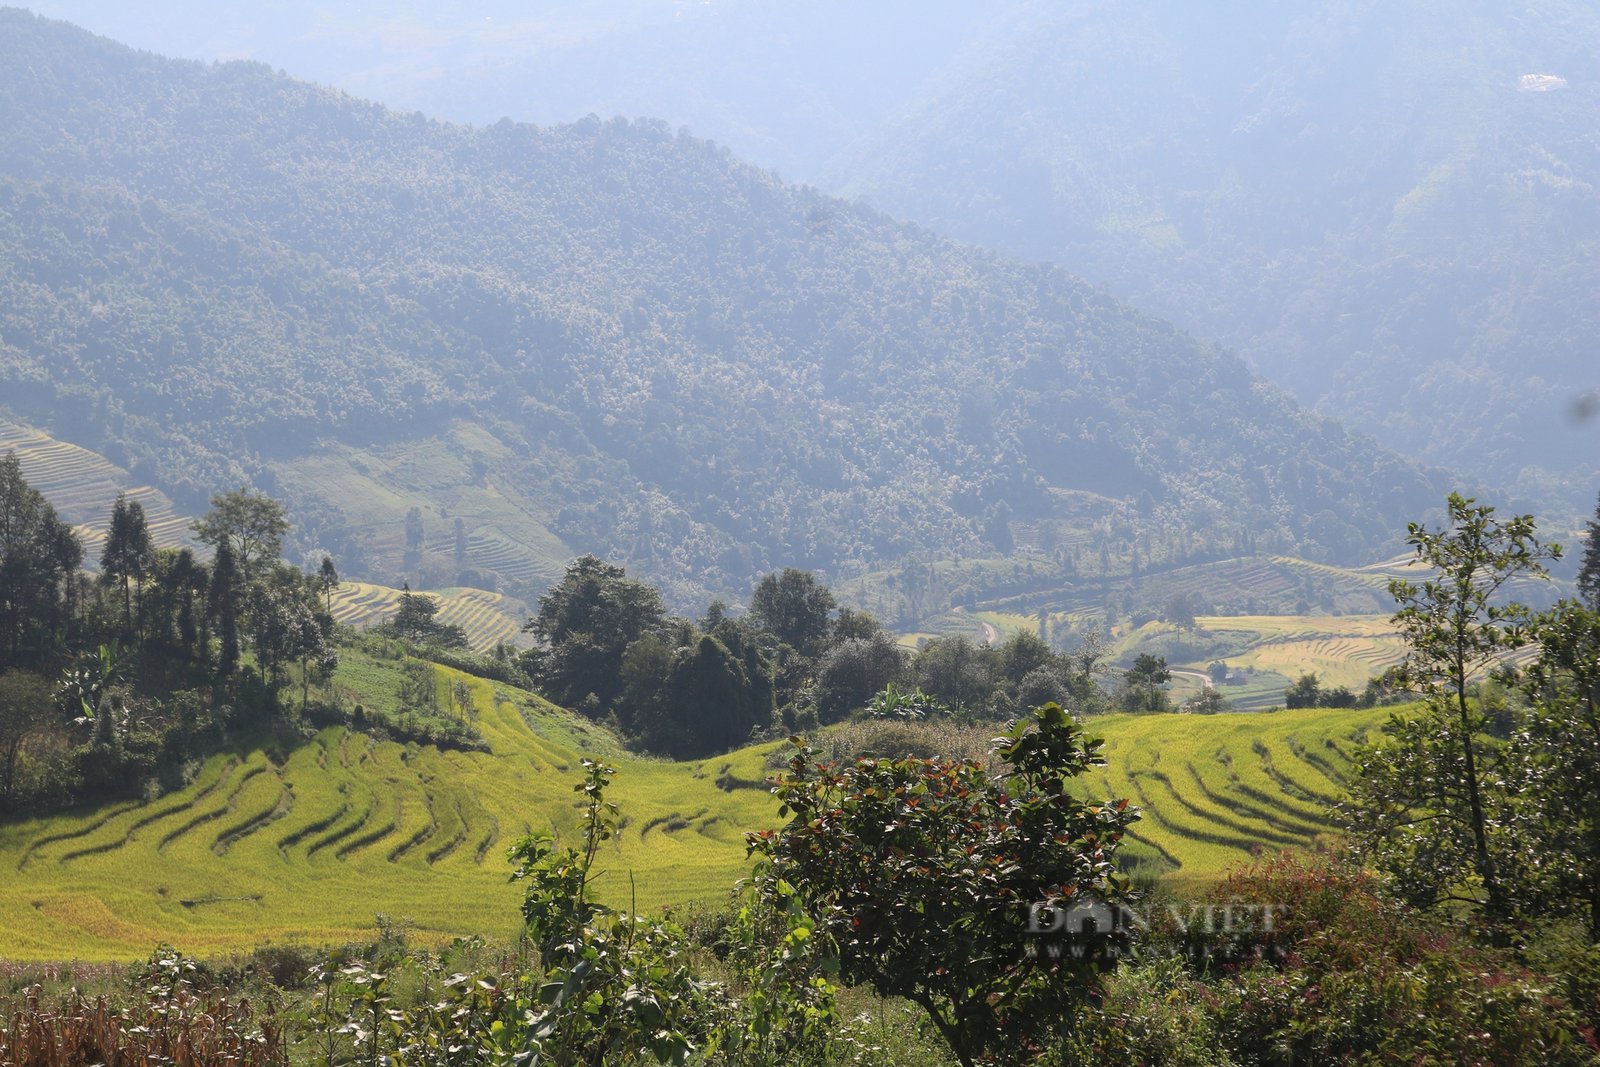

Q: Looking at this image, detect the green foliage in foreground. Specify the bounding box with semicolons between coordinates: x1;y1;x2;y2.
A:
4;813;1596;1065
752;704;1135;1066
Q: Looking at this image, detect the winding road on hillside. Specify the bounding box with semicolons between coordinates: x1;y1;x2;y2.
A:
950;605;1001;646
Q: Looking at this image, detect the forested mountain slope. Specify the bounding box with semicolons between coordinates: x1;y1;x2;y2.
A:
19;3;1594;506
825;1;1600;498
0;10;1453;608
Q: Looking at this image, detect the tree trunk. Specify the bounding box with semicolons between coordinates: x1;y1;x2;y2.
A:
1450;629;1506;937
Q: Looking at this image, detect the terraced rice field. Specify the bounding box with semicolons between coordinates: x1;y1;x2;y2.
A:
1077;706;1388;889
327;582;532;650
465;523;568;591
269;426;574;602
1193;614;1406;692
1112;614;1405;702
0;664;786;961
0;420;193;557
0;656;1397;961
998;553;1405;620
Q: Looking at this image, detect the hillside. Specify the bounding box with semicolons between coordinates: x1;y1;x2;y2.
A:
0;653;786;960
0;636;1386;960
15;0;989;185
0;415;530;649
825;1;1600;502
0;9;1455;613
18;2;1590;510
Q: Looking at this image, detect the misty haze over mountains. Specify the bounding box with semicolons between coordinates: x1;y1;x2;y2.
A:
24;0;1600;507
2;6;1470;615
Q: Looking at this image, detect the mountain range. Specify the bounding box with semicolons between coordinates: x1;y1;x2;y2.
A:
0;8;1455;614
28;1;1592;501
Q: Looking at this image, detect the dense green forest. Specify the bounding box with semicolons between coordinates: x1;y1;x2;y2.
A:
826;1;1600;500
0;9;1458;613
23;1;1594;506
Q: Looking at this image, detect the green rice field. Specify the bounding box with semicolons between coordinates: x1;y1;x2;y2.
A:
0;660;786;962
0;641;1392;961
1077;706;1389;888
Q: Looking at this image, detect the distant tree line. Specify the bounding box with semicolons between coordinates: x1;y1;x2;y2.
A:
518;555;1117;759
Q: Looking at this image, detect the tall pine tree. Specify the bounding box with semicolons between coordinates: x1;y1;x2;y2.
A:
101;493;154;637
1579;491;1600;612
0;451;82;667
209;539;240;678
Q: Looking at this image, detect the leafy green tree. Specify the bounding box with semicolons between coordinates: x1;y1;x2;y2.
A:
526;555;664;714
1184;687;1229;715
0;452;82;667
1579;491;1600;611
750;703;1137;1066
1163;592;1197;630
908;634;994;714
1345;494;1559;928
384;584;467;648
813;631;904;724
703;615;775;732
828;607;883;643
749;568;835;658
993;631;1055;692
640;634;761;758
151;548;206;653
452;677;475;722
1118;653;1171;712
392;584;433;635
0;669;51;807
1520;599;1600;941
192;489;289;578
101;492;155;637
249;586;296;688
289;600;336;712
617;631;674;737
1322;684;1357;708
317;555;339;614
208;539;240;678
1284;672;1322;709
1014;664;1074;711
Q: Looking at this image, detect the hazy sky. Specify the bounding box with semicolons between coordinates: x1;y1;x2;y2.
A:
18;2;989;180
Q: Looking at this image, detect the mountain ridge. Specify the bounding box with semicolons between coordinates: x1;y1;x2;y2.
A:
0;8;1457;611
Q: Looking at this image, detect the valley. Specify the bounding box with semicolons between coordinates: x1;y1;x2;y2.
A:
0;8;1596;1060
